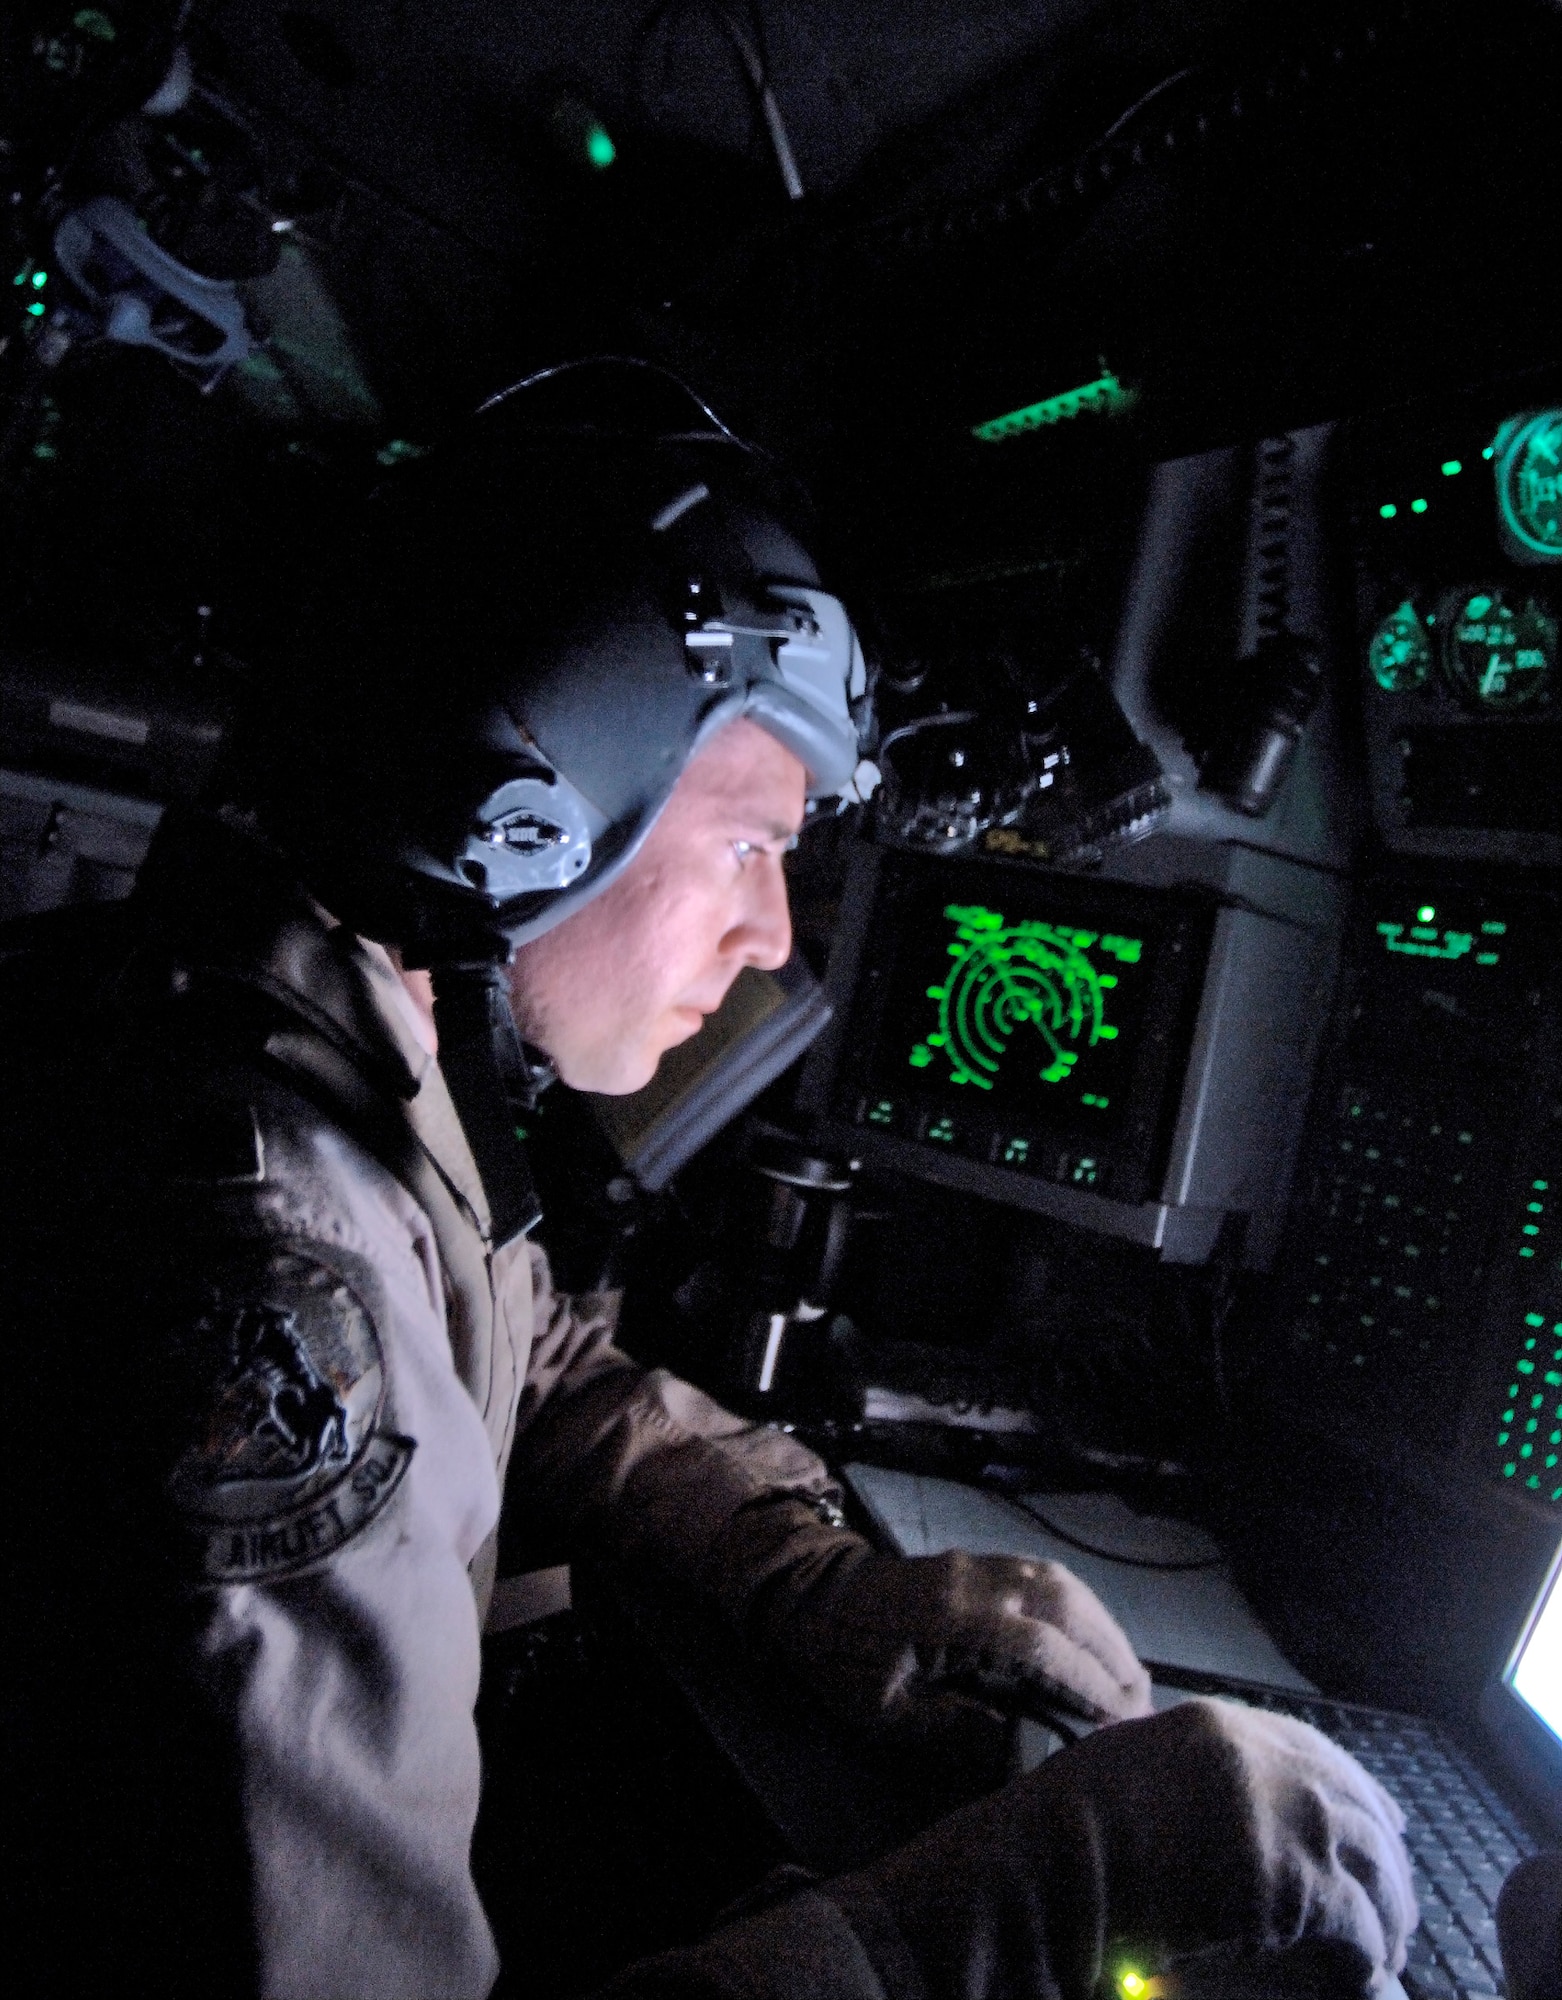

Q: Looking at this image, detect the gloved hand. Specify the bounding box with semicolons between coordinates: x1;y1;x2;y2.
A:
830;1696;1418;2000
762;1542;1154;1749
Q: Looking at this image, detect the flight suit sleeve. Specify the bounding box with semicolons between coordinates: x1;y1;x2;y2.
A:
505;1241;852;1624
151;1103;504;2000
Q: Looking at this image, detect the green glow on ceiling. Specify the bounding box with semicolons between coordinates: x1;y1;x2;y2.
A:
1379;503;1397;519
1442;459;1462;476
1411;497;1429;514
971;369;1135;442
909;904;1138;1090
586;123;617;169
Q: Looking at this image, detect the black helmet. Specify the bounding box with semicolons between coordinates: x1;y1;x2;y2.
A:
240;358;869;967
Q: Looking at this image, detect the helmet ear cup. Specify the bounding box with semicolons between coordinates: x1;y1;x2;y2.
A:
451;773;599;899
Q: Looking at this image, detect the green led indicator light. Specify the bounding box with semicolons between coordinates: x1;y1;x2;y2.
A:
31;270;46;289
972;369;1135;442
1379;503;1397;519
25;302;44;317
1530;1313;1548;1327
1483;445;1495;459
1417;906;1435;922
1411;498;1429;514
585;123;617;168
374;437;430;467
1534;1179;1550;1190
1441;459;1462;476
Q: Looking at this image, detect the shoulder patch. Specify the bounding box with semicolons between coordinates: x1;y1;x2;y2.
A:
168;1253;414;1584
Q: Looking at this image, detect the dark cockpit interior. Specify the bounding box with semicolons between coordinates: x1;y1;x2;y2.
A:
2;6;1558;1997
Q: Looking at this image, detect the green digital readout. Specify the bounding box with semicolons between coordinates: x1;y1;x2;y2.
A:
1495;409;1561;562
1367;599;1432;692
1441;587;1556;708
1374;906;1508;966
909;904;1141;1094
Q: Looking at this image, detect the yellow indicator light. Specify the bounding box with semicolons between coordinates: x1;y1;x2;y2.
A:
1121;1975;1148;1999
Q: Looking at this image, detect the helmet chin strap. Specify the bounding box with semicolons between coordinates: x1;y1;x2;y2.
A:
430;962;550;1246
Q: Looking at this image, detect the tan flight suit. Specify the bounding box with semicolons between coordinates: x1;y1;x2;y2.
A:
86;819;861;1999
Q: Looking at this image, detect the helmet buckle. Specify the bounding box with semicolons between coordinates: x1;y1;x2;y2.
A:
685;630;735;685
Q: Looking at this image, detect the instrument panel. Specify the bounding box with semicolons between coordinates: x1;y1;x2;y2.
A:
1348;389;1560;869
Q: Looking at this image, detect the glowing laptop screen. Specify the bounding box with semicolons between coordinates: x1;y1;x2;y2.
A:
1507;1540;1562;1747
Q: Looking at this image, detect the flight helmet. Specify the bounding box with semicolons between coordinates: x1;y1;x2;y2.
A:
250;358;871;968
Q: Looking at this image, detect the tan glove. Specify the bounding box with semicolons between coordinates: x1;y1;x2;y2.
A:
703;1496;1150;1766
592;1696;1417;2000
767;1542;1153;1737
838;1695;1419;1999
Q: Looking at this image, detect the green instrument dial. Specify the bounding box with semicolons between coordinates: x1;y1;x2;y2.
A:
1441;587;1557;709
1367;599;1432;692
1496;410;1562;562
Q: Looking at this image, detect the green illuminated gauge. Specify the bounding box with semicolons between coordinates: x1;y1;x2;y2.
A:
1439;586;1557;709
1367;599;1432;692
1495;410;1562;563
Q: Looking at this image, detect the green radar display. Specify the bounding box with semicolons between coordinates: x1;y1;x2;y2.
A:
905;903;1144;1115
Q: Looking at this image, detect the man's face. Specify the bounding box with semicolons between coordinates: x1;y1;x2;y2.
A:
507;718;805;1094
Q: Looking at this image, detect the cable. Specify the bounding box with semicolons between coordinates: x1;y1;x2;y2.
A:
1007;1496;1227;1573
1097;65;1202;146
635;0;805;201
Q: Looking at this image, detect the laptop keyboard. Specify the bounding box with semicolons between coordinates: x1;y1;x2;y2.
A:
1227;1688;1540;2000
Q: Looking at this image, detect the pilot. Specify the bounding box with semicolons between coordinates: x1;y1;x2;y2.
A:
6;362;1416;1999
